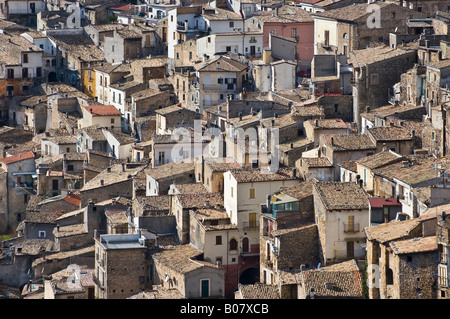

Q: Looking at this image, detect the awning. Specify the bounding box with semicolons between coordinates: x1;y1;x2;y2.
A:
13;172;36;176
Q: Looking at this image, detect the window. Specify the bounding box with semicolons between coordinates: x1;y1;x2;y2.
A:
371;74;379;85
7;69;14;79
291;28;297;38
229;239;237;250
207;37;211;43
324;30;330;46
242;237;249;253
111;118;115;124
38;231;46;238
226;46;231;52
229;21;234;28
67;164;74;171
249;188;255;199
216;235;222;245
231;187;234;198
23;54;28;63
22;68;28;78
7;86;13;96
348;216;354;232
249;213;256;228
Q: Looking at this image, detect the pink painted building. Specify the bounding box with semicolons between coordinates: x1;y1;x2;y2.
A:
246;6;314;72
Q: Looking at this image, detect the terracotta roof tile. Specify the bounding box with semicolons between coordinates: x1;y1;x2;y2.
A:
83;105;121;116
1;151;34;165
313;181;369;210
364;219;421;243
390;236;437;255
296;259;363;298
237;283;280;299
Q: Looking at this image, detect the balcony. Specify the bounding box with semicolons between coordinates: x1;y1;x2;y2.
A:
242;221;258;230
343;223;360;233
203;83;236;91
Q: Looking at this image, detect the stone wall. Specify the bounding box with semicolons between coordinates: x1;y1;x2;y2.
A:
393;250;439;299
318;95;353;123
277;224;319;270
102;246;149;299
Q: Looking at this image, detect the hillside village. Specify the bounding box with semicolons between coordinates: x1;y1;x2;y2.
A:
0;0;449;300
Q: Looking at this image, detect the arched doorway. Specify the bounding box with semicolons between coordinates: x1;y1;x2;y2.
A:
48;72;57;82
239;267;259;285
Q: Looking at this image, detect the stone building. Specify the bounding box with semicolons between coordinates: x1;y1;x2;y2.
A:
260;181;319;298
313;181;370;265
437;209;450;299
312;3;425;56
365;215;439;299
94;231;150;299
152;244;226;298
0;151;36;233
349;44;418;130
189;207;239;298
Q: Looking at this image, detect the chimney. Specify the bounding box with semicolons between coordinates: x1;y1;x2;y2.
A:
122;162;125;172
107;167;111;173
238;112;242;121
204;200;211;208
315;119;319;127
100;179;104;186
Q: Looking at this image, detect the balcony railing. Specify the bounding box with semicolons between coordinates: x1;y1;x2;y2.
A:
203;83;236;91
343;223;360;233
242;221;258;230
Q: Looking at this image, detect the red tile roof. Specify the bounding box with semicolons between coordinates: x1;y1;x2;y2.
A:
109;3;135;10
83;105;121;116
63;194;82;207
1;151;35;165
369;197;401;208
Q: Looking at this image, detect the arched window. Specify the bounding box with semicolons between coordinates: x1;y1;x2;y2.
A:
242;237;250;253
229;238;237;251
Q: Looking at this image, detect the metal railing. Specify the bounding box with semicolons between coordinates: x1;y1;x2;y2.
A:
343;223;360;233
203;83;236;91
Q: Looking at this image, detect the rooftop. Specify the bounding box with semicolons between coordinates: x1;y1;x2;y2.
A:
146;161;194;180
390;236;437;255
177;192;224;209
197;55;248;73
229;168;299;183
321;134;376;151
99;232;146;250
80;163;147;192
364;219;421;244
307;118;349;129
367;126;415;142
83;105;121;116
296;259;363;299
349;45;417;68
1;151;34;165
237;283;280;299
313;181;369;210
355;150;404;170
152;244;217;274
